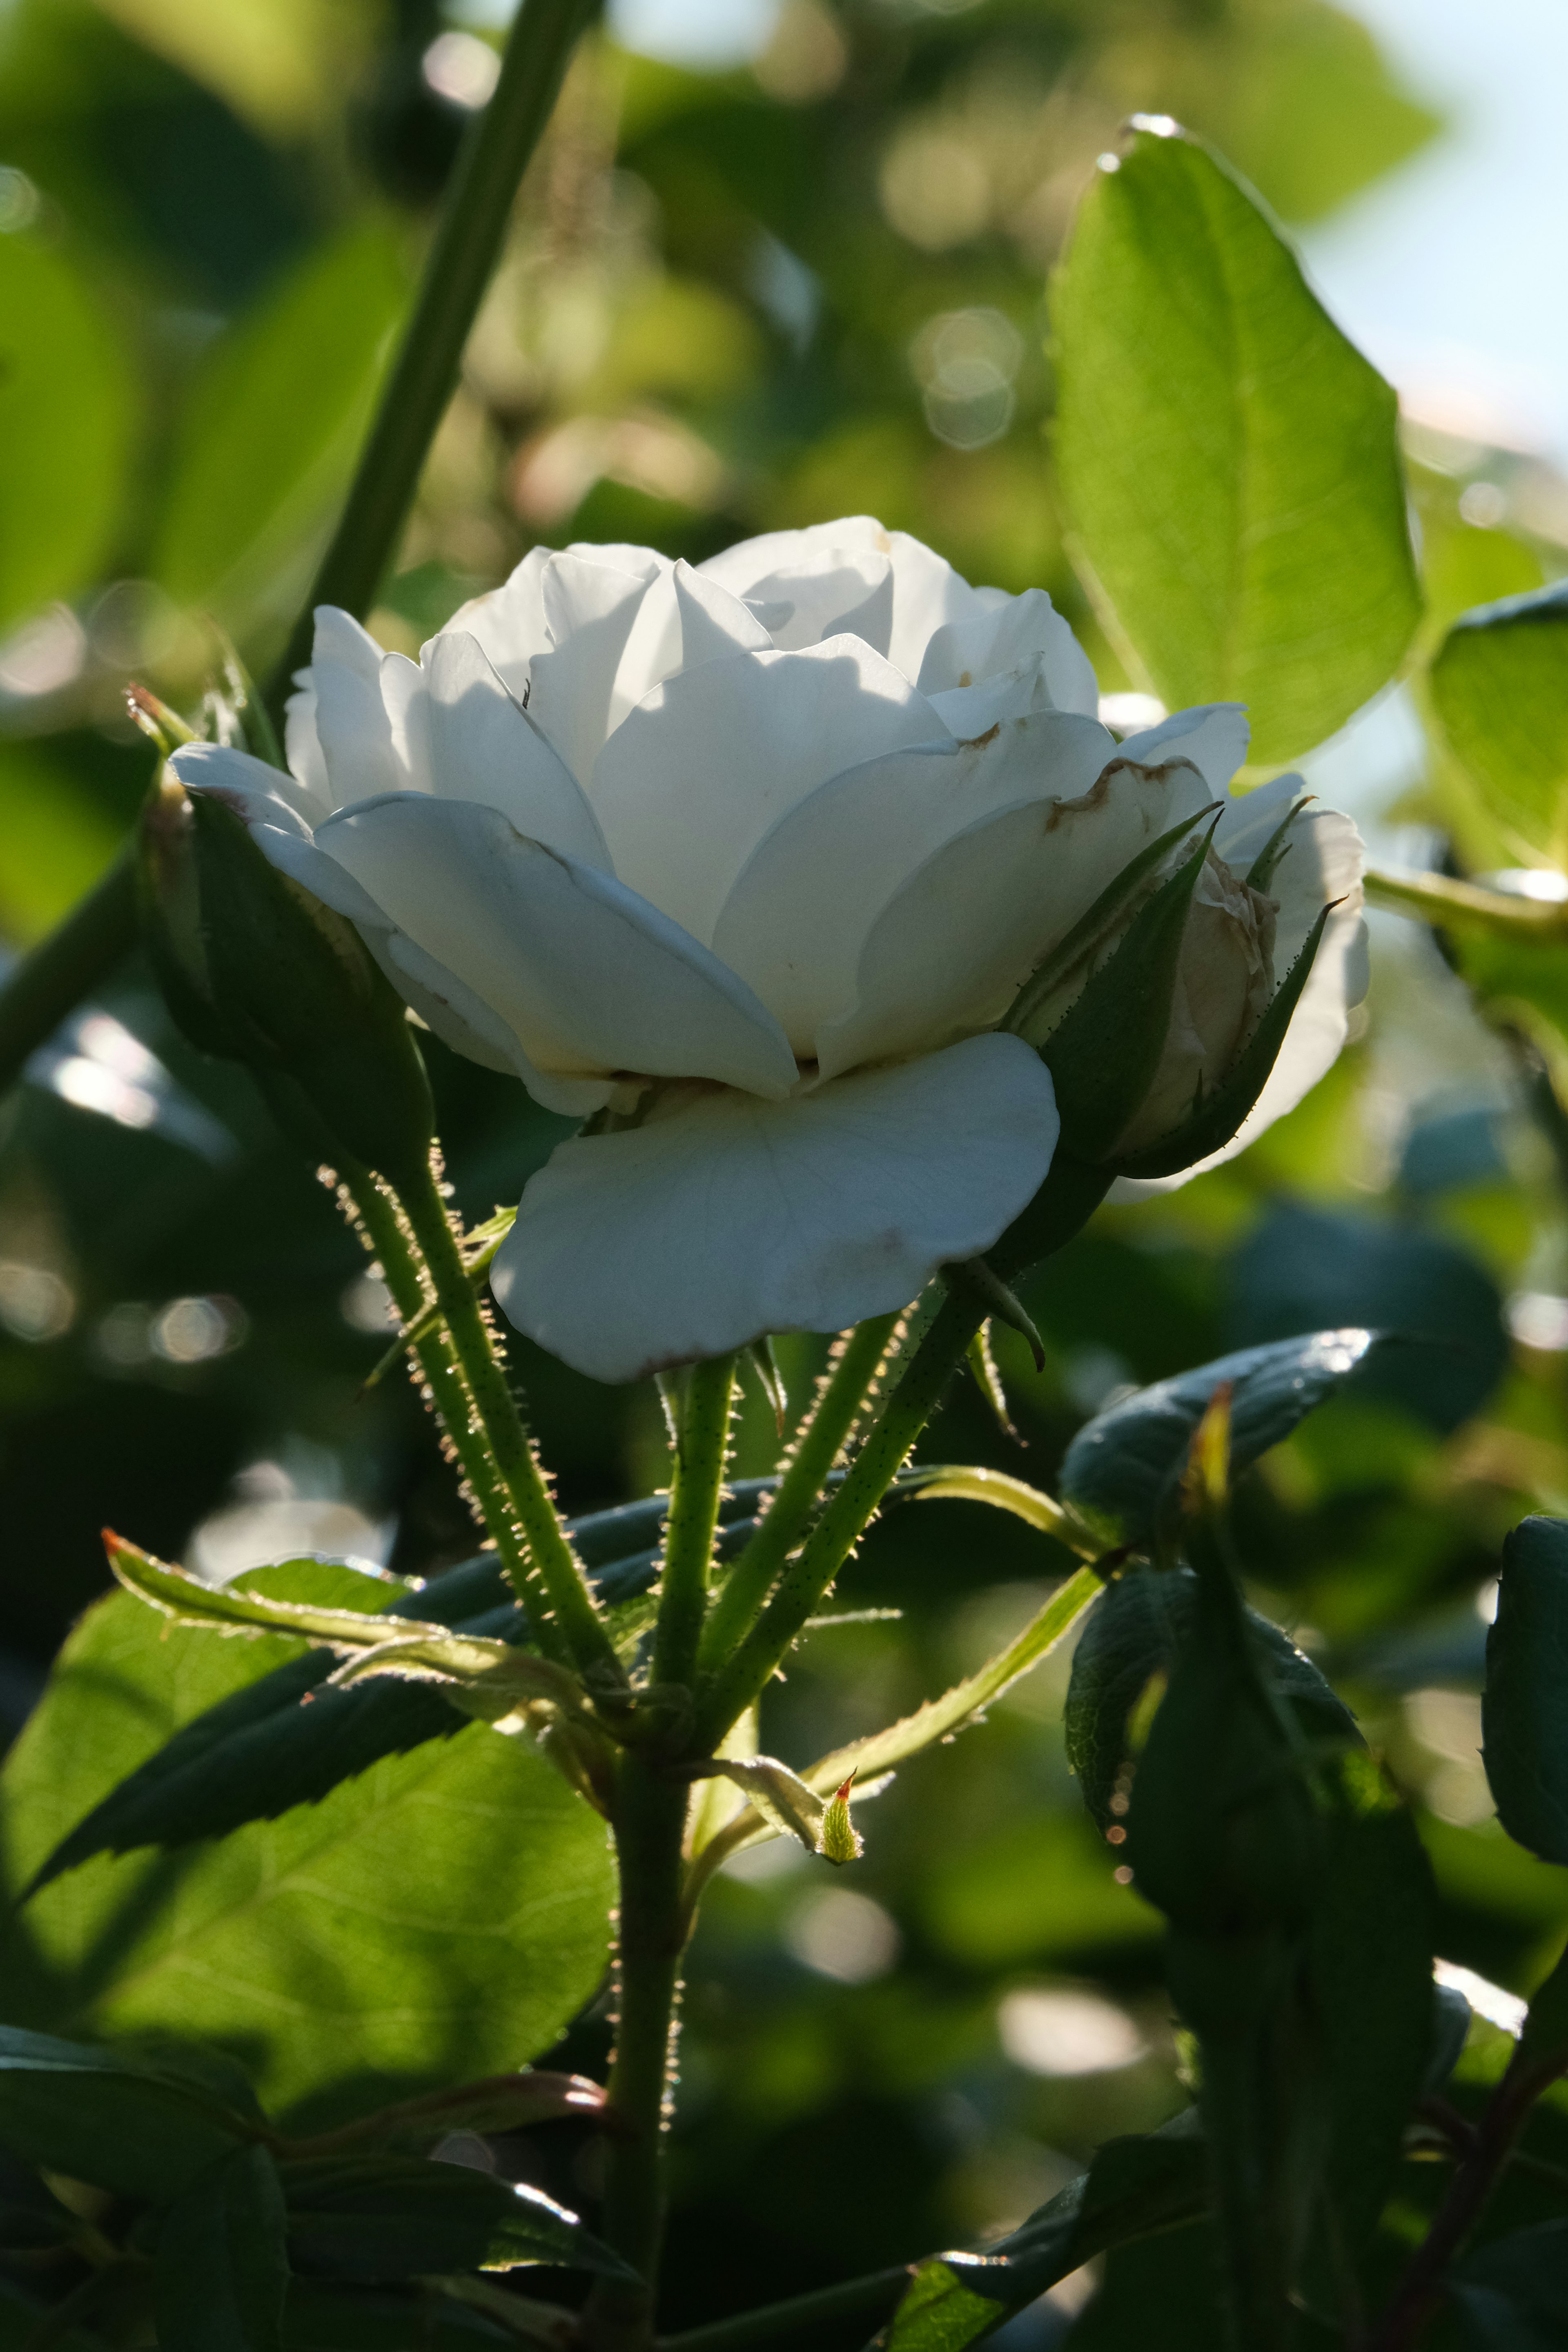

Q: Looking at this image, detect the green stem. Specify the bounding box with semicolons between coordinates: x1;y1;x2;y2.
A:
339;1163;572;1666
266;0;599;713
655;2267;911;2352
690;1292;983;1754
653;1357;737;1695
0;851;136;1099
583;1758;690;2352
394;1149;624;1689
698;1315;898;1675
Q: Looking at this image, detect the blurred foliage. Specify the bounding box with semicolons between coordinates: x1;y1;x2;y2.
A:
7;0;1568;2341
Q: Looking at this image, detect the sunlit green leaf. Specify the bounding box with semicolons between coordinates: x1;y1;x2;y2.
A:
0;231;136;633
1428;583;1568;863
151;223;408;643
1053;119;1419;760
0;1583;614;2129
278;2155;635;2283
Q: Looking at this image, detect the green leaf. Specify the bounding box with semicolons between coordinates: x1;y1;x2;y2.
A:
879;2114;1207;2349
0;231;136;632
151;224;408;641
154;2144;290;2352
1428;584;1568;862
1483;1516;1568;1865
1052;119;1419;762
31;1504;768;1886
281;2071;606;2159
0;1584;615;2129
0;2024;262;2201
281;2280;519;2349
280;2156;636;2283
1058;1329;1381;1552
1450;2222;1568;2352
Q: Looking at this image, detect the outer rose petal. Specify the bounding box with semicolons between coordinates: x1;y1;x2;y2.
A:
312;794;799;1101
1110;806;1367;1198
490;1033;1060;1383
815;745;1208;1078
1116;703;1250;795
712;710;1114;1053
589;637;946;949
310;608;399;805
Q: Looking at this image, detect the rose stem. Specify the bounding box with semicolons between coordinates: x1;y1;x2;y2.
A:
697;1313;900;1674
581;1356;740;2349
337;1159;575;1666
393;1145;625;1689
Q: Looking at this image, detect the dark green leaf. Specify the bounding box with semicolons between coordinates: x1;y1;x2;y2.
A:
1450;2222;1568;2351
281;2155;636;2283
1483;1516;1568;1865
1227;1205;1508;1435
154;2145;290;2352
1065;1568;1355;1833
1053;118;1419;761
1429;583;1568;862
0;2024;262;2201
1059;1329;1381;1552
878;2113;1207;2349
282;2280;519;2349
0;1584;615;2129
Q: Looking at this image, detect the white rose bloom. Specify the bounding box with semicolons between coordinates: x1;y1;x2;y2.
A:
170;518;1364;1383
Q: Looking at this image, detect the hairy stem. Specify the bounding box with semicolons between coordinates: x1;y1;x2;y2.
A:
654;2266;911;2352
653;1357;737;1695
698;1314;899;1675
338;1163;573;1666
394;1148;624;1688
690;1291;983;1753
583;1758;691;2352
267;0;599;712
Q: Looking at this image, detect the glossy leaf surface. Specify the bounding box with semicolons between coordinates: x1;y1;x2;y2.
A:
1053;120;1419;760
1483;1515;1568;1864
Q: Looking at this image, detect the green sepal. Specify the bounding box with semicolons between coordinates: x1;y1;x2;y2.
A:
1004;799;1219;1044
1035;817;1218;1163
138;776;435;1178
1108;898;1336;1180
941;1257;1045;1369
1245;795;1308;892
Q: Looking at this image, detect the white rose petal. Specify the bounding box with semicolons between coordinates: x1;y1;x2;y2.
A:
491;1034;1060;1384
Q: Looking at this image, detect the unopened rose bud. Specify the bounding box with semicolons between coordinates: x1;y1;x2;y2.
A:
138;770;434;1179
1114;848;1278;1154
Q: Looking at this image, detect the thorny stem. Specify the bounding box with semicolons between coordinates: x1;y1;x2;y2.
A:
337;1161;574;1667
690;1290;985;1754
697;1314;900;1675
581;1757;691;2352
653;1357;737;1697
393;1147;625;1691
1372;2046;1568;2351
